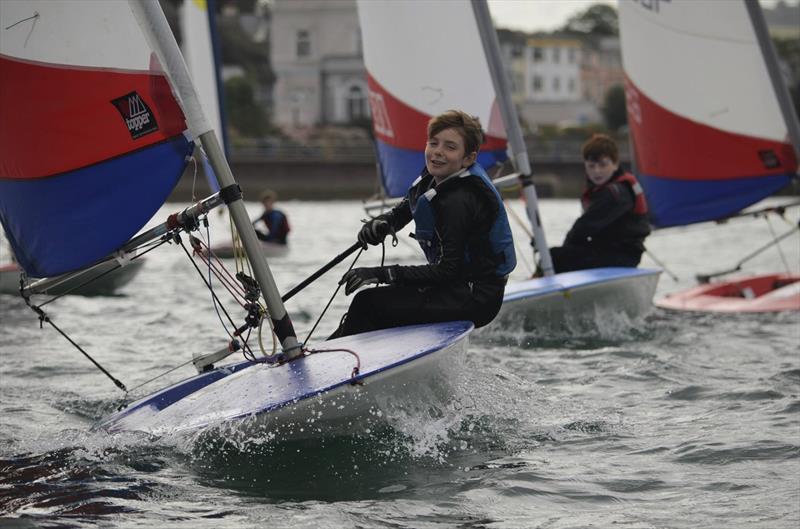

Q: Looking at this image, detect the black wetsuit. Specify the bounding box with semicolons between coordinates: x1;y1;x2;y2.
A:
550;168;651;273
336;171;509;337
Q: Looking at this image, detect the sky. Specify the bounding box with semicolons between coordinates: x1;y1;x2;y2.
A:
486;0;799;33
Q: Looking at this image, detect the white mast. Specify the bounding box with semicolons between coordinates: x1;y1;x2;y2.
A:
471;0;555;276
131;0;301;358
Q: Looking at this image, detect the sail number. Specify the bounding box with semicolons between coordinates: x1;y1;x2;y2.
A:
630;0;671;13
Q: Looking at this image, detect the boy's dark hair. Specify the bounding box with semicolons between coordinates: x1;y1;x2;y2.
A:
582;134;619;163
428;110;484;155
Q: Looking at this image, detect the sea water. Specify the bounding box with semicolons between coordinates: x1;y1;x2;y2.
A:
0;199;798;528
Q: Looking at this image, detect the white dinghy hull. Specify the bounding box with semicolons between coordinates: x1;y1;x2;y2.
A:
495;267;661;330
97;321;472;439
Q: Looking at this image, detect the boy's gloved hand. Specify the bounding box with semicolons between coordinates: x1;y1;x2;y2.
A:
340;267;392;295
358;218;391;249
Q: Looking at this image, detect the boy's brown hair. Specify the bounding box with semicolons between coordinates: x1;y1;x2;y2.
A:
427;110;484;155
582;133;619;163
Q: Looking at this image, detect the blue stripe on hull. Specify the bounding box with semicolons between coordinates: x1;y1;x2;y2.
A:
638;172;793;228
0;136;193;277
375;140;508;198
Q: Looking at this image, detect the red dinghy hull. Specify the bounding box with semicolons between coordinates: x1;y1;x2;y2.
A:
656;274;800;313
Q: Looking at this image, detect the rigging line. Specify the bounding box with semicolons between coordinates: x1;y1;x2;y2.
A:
34;242;165;309
764;215;792;274
643;247;680;282
190;155;198;204
176;234;254;357
124;356;196;396
302;248;364;348
32;307;126;392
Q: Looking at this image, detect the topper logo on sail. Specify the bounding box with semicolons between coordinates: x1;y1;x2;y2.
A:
111;92;159;139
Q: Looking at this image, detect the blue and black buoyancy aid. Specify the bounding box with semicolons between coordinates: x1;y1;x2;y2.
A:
408;163;516;277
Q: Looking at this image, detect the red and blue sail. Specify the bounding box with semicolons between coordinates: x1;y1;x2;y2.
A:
0;1;193;277
356;0;509;198
619;0;797;228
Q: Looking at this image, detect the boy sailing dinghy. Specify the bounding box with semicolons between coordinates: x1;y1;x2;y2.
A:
0;0;471;437
619;0;800;313
356;0;661;330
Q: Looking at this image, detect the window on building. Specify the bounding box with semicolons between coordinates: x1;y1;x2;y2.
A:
568;77;576;93
296;30;311;58
552;48;560;63
512;44;523;58
553;76;561;92
568;48;576;64
532;75;543;92
347;85;367;121
532;47;543;62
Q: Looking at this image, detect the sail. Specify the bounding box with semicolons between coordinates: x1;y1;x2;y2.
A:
356;0;509;197
0;0;193;277
619;0;798;228
181;0;227;156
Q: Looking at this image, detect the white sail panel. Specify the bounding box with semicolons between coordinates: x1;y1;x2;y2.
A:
356;0;500;132
181;0;224;148
1;0;154;70
619;0;786;142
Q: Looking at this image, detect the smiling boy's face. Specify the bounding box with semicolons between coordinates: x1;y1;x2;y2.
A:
584;156;619;186
425;128;477;182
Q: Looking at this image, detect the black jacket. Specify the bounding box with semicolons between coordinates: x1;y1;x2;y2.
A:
378;170;502;286
565;169;651;253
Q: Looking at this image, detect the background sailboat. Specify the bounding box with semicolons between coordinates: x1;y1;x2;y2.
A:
1;0;472;437
619;0;800;312
356;0;661;331
180;0;289;260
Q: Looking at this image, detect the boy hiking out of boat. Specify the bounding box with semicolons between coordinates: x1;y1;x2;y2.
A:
546;133;650;273
330;110;516;338
253;189;290;245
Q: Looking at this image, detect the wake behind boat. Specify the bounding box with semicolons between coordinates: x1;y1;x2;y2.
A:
0;0;471;440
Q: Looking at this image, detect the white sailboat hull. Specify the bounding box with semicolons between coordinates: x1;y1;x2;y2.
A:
97;321;472;439
494;267;661;330
0;259;145;297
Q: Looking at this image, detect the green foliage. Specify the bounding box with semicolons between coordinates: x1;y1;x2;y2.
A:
562;4;618;36
603;84;628;131
224;77;270;138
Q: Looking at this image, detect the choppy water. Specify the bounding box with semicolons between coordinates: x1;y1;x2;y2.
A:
1;199;798;528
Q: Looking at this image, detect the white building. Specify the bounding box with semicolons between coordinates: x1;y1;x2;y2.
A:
270;0;368;133
524;37;583;103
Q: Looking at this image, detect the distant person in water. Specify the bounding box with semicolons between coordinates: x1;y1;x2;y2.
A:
330;110;516;338
546;134;650;273
253;189;290;245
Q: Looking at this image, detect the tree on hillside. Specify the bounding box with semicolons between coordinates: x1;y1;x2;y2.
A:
603;85;628;131
224;77;270;138
562;4;618;36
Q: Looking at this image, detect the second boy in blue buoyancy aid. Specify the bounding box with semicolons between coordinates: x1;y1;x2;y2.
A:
253;189;290;245
330;110;516;338
548;134;651;273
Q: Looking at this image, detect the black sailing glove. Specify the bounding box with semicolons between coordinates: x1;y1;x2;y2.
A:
357;218;391;249
340;266;393;295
